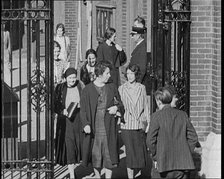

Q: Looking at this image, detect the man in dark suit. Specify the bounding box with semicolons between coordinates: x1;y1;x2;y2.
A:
129;25;147;83
146;86;199;179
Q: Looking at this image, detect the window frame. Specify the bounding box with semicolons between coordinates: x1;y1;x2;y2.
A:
96;5;115;42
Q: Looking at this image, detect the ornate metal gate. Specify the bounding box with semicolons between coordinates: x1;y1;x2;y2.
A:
1;0;54;178
151;0;191;114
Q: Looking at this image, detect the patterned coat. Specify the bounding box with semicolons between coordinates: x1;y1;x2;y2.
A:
118;82;150;130
146;105;198;173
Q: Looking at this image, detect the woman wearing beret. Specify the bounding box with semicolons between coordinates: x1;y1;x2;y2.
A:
54;68;83;179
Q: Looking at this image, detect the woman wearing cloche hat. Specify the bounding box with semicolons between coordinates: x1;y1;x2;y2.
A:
54;67;83;179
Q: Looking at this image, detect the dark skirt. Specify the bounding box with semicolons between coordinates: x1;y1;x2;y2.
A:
55;114;67;166
121;129;147;168
55;109;83;166
65;109;83;164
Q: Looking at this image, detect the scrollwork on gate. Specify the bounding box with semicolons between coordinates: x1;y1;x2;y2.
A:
164;0;191;22
31;69;47;112
169;71;188;111
1;0;51;21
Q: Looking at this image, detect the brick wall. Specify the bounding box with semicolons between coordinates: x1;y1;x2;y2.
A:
65;0;78;67
190;0;221;141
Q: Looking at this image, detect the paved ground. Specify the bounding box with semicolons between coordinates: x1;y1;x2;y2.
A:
54;135;152;179
2;135;152;179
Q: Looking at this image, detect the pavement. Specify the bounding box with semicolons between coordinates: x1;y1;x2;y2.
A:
53;134;152;179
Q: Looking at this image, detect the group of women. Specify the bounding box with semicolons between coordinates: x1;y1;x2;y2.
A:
54;64;150;179
53;17;150;179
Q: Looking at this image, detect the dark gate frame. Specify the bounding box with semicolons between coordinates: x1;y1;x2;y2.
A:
1;0;54;178
151;0;191;115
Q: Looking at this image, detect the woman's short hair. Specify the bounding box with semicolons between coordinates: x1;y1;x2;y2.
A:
104;27;116;40
56;23;65;34
85;48;97;59
124;64;141;82
54;40;61;50
94;61;112;77
154;87;172;104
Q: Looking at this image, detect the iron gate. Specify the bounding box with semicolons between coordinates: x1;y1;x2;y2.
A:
1;0;54;178
151;0;191;114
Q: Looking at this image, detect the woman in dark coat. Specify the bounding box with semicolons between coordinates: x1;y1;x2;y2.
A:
96;27;127;88
54;68;83;179
80;61;124;178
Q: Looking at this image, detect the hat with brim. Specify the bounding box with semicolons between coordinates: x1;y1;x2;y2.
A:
130;26;147;34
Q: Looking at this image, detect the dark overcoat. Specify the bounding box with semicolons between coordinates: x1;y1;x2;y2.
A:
96;41;127;87
146;105;198;173
54;81;82;114
80;82;124;167
54;81;82;165
130;39;147;83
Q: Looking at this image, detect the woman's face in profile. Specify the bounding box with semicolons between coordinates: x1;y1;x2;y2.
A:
54;46;60;60
87;53;96;67
126;69;136;83
56;27;64;37
109;33;116;43
98;67;111;83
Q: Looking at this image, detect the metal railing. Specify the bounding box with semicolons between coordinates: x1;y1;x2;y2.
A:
1;0;54;178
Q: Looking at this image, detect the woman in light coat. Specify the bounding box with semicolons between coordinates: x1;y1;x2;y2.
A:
118;64;150;179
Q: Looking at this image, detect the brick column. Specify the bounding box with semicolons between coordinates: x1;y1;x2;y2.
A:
65;0;78;67
190;0;221;178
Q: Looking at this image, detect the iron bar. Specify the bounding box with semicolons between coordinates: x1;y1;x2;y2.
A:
49;5;55;177
1;22;6;179
27;17;32;179
45;20;50;178
9;2;13;178
35;19;41;179
18;17;22;179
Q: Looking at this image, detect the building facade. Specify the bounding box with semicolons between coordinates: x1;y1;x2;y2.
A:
54;0;221;178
